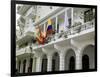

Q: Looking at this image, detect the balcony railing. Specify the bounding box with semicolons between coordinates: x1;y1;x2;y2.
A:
16;19;95;54
32;19;95;48
16;46;31;55
16;24;34;41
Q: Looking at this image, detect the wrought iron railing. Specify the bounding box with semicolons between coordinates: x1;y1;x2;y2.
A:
17;19;95;49
43;19;95;44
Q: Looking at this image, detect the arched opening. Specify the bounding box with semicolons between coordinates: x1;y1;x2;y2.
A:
18;61;21;73
82;55;89;70
28;58;33;73
65;49;76;71
41;54;47;72
52;52;59;71
82;45;95;70
23;60;26;73
69;56;75;71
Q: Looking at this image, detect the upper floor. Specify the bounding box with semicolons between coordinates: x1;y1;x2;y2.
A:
16;5;95;54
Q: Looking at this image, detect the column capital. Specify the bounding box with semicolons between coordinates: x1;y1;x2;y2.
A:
54;44;70;54
33;50;44;58
42;47;56;56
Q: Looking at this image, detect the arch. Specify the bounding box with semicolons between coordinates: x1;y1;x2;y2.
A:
65;49;76;71
41;54;47;72
23;59;26;73
28;58;33;73
69;56;75;71
82;45;95;70
52;52;60;71
18;60;21;73
81;44;94;55
82;55;89;70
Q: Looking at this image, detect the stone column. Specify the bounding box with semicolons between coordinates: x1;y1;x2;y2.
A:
71;8;74;26
16;58;18;71
32;57;36;72
59;52;65;71
20;60;23;73
47;55;52;72
64;9;69;31
56;16;58;33
76;50;82;70
25;58;29;73
36;57;42;72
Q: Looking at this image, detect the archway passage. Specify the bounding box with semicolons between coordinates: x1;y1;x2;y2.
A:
69;56;75;71
65;49;76;71
18;61;21;73
82;55;89;70
82;45;95;70
28;58;33;73
41;54;47;72
52;52;59;71
23;60;26;73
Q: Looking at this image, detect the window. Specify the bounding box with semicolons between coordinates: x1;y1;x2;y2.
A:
41;55;47;72
52;52;59;71
23;60;26;73
69;56;75;70
82;55;89;70
84;9;93;23
28;58;33;73
18;61;21;72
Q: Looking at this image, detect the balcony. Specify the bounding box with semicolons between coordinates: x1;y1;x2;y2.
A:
16;46;32;57
16;6;95;57
29;7;95;49
16;7;66;46
17;5;32;16
17;6;95;49
16;31;35;46
32;19;95;50
16;19;94;56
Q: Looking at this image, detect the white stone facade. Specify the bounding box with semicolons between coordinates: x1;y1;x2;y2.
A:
16;5;95;73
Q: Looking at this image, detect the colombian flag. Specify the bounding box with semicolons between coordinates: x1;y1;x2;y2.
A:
47;19;53;34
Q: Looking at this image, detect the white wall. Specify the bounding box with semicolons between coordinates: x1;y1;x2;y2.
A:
37;6;59;20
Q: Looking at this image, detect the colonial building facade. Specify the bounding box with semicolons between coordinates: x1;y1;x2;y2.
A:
16;4;95;73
